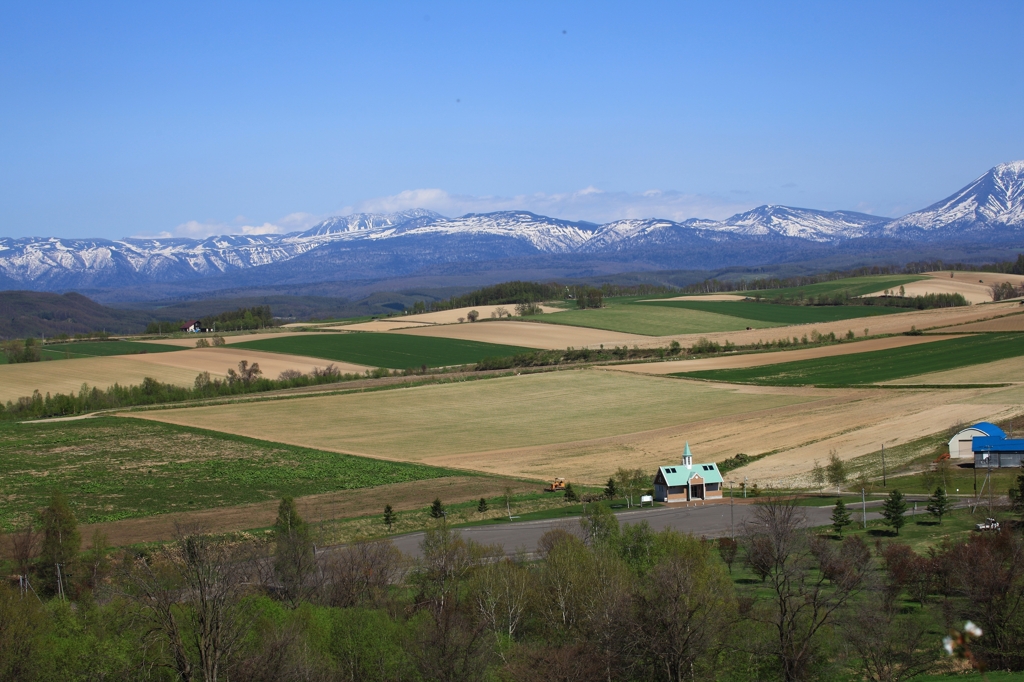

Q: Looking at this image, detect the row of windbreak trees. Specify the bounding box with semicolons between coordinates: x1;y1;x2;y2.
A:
415;280;675;313
144;305;277;334
4;494;1023;681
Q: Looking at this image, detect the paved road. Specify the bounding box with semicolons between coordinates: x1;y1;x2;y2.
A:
388;501;884;558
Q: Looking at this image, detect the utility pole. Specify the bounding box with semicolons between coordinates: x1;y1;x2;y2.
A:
882;444;886;487
730;482;735;539
862;488;867;529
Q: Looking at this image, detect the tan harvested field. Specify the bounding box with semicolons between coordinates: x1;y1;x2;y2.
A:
77;475;534;548
0;356;200;403
128;369;815;469
392;320;650;349
651;294;748;302
127;365;1024;491
328;319;432;332
931;311;1024;333
123;346;370;379
142;331;331;348
630;301;1020;350
883;355;1024;386
600;335;955;375
390;303;564;325
862;271;1024;305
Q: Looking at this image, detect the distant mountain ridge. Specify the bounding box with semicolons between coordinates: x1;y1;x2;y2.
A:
2;161;1023;293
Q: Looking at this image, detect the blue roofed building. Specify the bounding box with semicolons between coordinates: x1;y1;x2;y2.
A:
947;422;1006;459
972;434;1024;469
653;442;724;503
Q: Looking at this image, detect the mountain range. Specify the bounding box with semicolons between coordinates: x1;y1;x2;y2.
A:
2;161;1023;296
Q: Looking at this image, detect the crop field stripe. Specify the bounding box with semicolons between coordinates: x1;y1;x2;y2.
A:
532;305;780;336
736;274;927;299
678;333;1024;386
0;416;465;530
637;299;905;324
38;340;185;360
232;332;534;369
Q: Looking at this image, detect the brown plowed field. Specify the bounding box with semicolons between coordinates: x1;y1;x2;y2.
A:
649;294;748;301
392;320;650;349
930;311;1024;333
328;319;432;332
861;272;1024;305
387;304;565;325
75;475;534;548
600;334;955;375
0;356;200;403
123;346;370;379
884;355;1024;385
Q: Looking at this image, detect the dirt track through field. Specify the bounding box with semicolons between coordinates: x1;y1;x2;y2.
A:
650;294;748;301
76;476;534;548
123;346;370;379
598;335;956;374
392;320;650;349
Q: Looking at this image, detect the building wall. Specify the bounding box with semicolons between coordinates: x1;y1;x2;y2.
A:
974;451;1024;468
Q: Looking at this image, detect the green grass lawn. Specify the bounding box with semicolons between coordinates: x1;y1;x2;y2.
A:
233;332;534;369
535;304;781;336
31;340;183;360
638;299;905;324
679;333;1024;386
737;274;927;300
0;417;461;530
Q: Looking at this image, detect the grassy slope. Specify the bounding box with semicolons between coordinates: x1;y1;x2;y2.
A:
233;332;534;369
639;299;904;324
0;417;460;530
680;333;1024;386
38;340;184;360
737;274;927;299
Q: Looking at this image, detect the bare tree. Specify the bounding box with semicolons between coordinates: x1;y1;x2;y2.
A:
8;523;40;582
846;591;938;682
323;539;404;608
119;523;265;682
472;556;531;662
742;497;865;681
634;534;736;680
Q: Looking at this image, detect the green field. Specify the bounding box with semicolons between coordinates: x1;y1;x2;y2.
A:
0;417;460;530
535;302;781;336
638;299;904;324
737;274;926;300
679;333;1024;386
38;340;183;360
233;332;534;368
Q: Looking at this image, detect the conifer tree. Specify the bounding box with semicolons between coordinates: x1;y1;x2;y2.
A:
563;483;579;503
925;486;951;524
383;503;396;531
882;489;908;535
477;497;488;514
430;497;446;519
831;498;852;537
604;477;617;499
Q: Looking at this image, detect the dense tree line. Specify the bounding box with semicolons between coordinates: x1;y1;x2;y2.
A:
413;281;676;313
4;491;1022;681
145;306;277;334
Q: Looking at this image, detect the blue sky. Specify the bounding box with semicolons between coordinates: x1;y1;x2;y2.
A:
2;1;1023;239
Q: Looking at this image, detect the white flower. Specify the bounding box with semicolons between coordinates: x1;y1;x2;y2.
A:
942;636;955;656
964;621;983;638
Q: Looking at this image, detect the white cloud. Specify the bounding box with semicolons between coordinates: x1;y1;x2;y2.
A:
135;188;754;240
344;187;753;223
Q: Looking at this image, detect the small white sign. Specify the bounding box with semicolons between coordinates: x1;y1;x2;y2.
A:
640;495;654;506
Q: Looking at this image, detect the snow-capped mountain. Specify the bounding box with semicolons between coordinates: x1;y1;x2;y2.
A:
1;162;1022;292
884;161;1024;238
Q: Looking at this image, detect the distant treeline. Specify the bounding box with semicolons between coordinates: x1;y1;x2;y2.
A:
748;289;969;309
413;281;677;313
145;305;277;333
